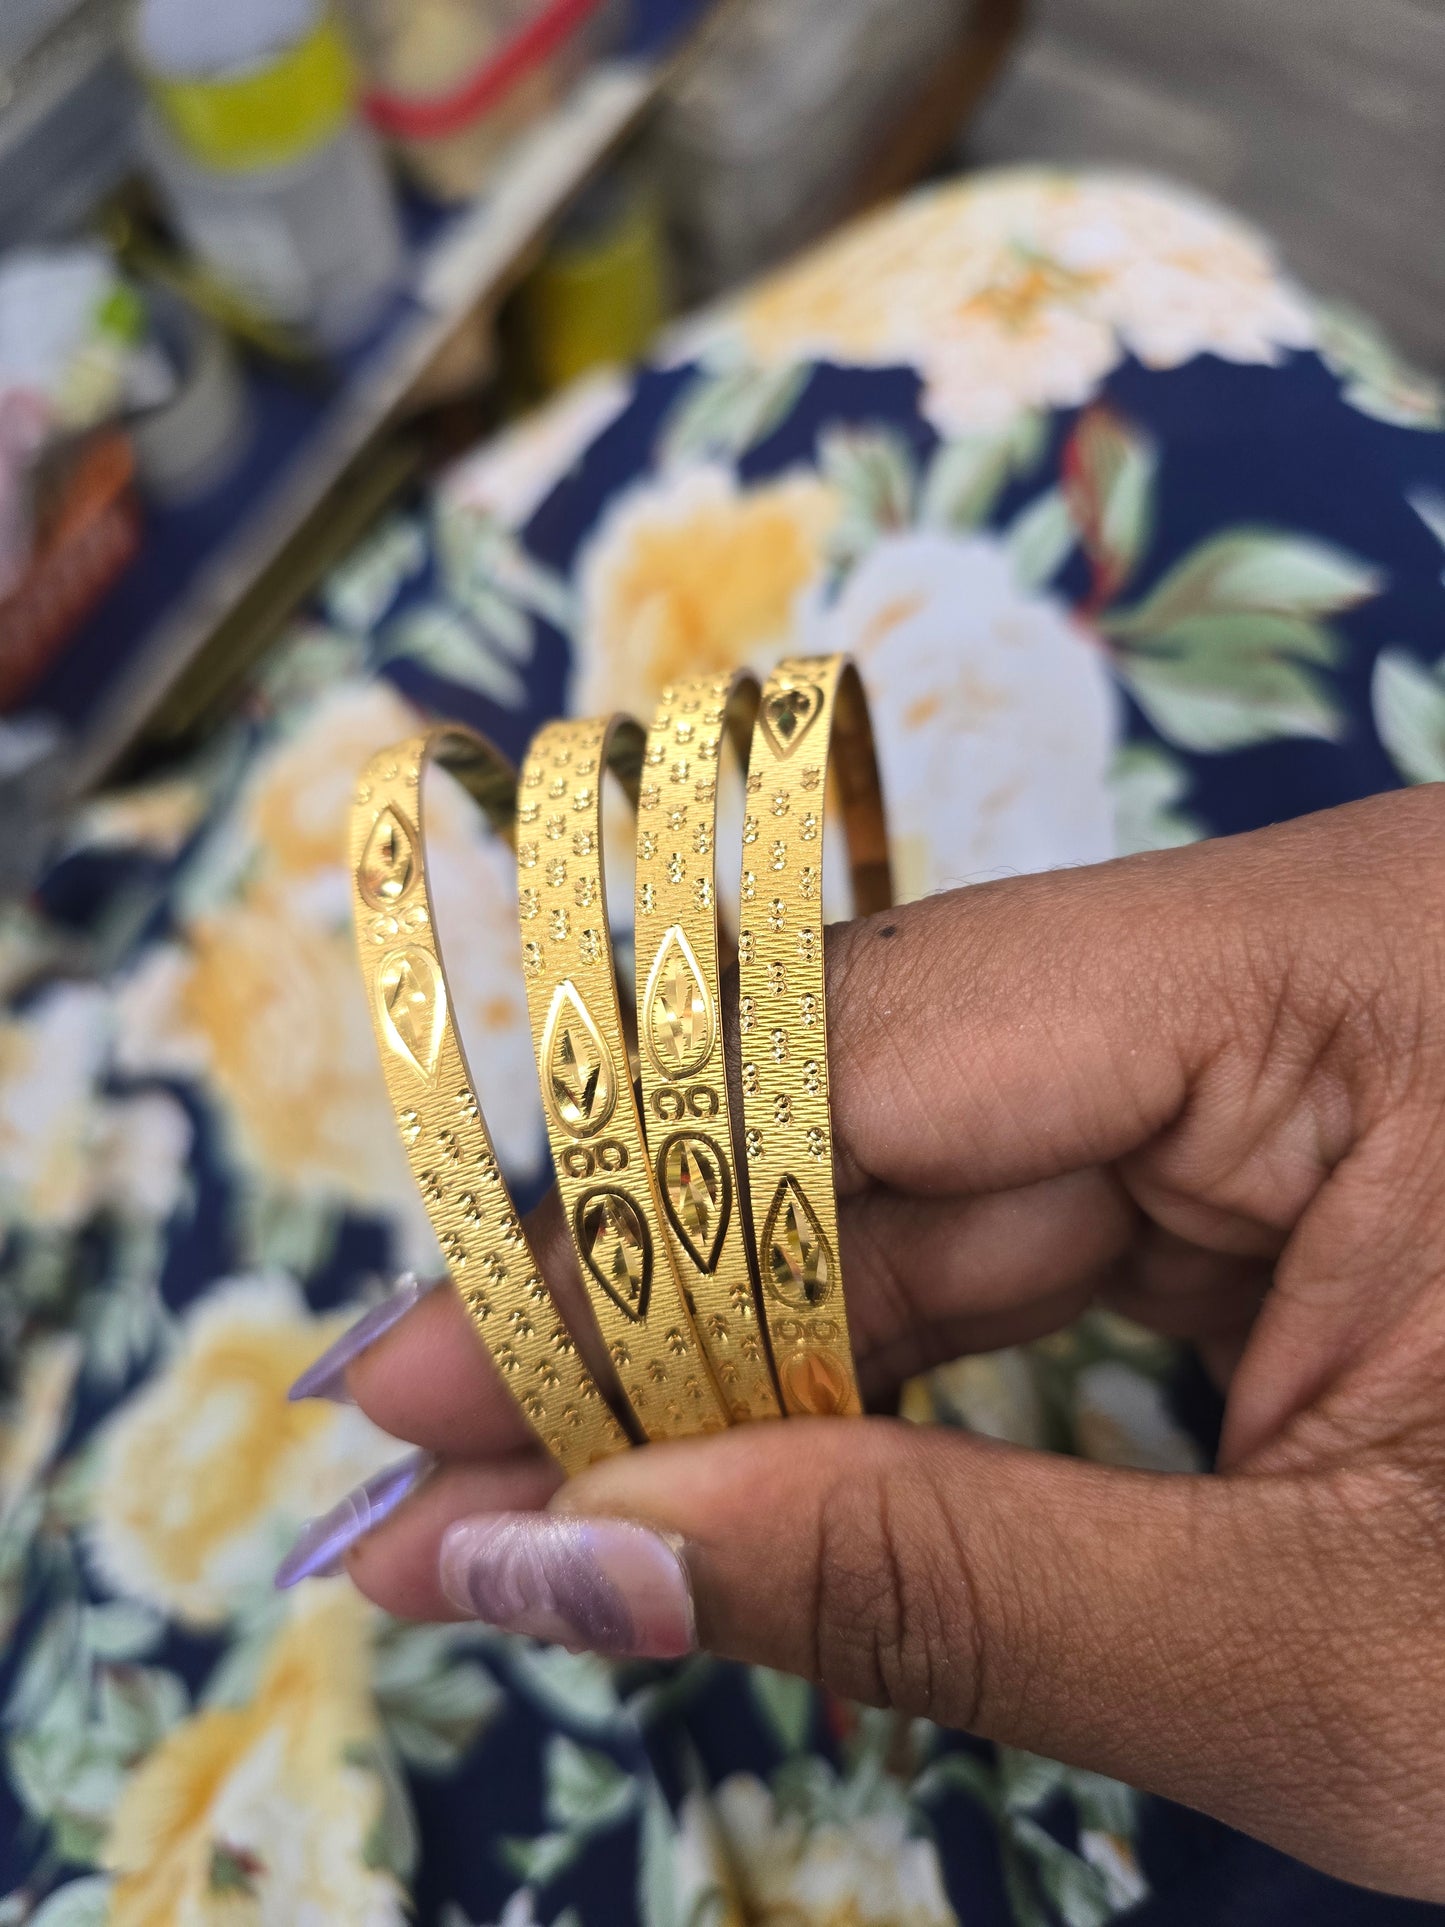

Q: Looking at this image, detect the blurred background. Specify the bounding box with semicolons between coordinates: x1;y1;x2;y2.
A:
0;0;1439;874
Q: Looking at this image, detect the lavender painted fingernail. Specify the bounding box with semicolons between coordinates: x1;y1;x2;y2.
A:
288;1274;436;1404
439;1513;696;1659
275;1450;435;1589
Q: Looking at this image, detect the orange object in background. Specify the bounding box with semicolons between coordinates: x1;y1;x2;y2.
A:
0;434;141;710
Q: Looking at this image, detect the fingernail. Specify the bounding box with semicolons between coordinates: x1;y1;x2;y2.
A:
275;1450;434;1589
439;1513;695;1660
288;1274;435;1404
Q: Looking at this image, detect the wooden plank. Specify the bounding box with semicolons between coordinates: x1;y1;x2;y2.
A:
968;0;1445;368
843;0;1025;217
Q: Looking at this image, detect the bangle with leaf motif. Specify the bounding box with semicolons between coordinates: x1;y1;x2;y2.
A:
352;727;630;1474
634;671;782;1424
517;714;732;1440
736;656;893;1418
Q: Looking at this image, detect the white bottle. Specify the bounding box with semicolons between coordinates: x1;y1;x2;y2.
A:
133;0;405;351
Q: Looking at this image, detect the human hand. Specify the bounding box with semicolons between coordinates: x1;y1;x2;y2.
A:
302;787;1445;1899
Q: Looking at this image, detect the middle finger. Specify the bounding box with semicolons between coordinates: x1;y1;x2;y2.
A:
346;1166;1134;1458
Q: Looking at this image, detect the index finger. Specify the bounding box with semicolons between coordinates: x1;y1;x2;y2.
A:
344;1164;1131;1457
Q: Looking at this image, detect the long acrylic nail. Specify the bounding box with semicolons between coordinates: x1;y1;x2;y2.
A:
275;1450;434;1589
439;1513;696;1659
289;1274;435;1404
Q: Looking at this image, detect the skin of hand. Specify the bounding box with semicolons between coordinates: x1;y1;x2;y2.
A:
337;786;1445;1900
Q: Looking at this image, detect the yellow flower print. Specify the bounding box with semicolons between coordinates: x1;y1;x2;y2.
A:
0;983;191;1237
241;679;422;909
105;1588;405;1926
0;1332;82;1519
571;465;839;721
184;885;431;1225
0;983;110;1233
733;190;980;366
88;1276;396;1627
721;170;1313;435
114;672;546;1223
676;1774;957;1927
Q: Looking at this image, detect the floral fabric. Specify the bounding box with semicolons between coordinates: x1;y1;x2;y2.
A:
4;169;1445;1927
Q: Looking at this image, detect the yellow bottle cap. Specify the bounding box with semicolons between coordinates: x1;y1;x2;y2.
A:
145;15;357;173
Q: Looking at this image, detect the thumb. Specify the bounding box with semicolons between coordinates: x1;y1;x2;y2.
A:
515;1418;1412;1889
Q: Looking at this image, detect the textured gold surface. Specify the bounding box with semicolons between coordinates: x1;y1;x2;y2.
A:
737;656;893;1418
518;715;731;1440
351;729;629;1475
634;675;782;1423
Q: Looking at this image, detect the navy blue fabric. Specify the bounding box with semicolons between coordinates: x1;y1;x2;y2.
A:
5;180;1445;1927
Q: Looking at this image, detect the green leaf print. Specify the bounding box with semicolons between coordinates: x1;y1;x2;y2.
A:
819;425;918;567
1000;1749;1069;1815
81;1602;164;1664
25;1878;111;1927
1006;487;1077;591
544;1736;637;1833
919;413;1046;532
660;361;814;466
320;512;428;636
748;1667;814;1755
372;1623;504;1772
1060;1767;1137;1839
506;1643;624;1735
434;502;574;647
1110;745;1202;853
356;1737;421;1882
382;1660;502;1773
637;1777;683;1927
1012;1816;1117;1927
1108;530;1380;632
1120;648;1342;752
1064;407;1157;601
378;607;529;711
1372;649;1445;784
1313;302;1445;431
92;1664;187;1761
501;1829;583;1887
208;1844;262;1896
912;1747;1000;1815
1100;527;1379;752
1408;487;1445;572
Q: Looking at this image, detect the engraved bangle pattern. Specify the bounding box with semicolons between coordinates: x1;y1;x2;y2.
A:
517;715;731;1440
351;729;629;1475
634;673;782;1424
737;656;894;1418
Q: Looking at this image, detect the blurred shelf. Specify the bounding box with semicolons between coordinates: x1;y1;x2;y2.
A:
26;24;704;794
17;0;1018;791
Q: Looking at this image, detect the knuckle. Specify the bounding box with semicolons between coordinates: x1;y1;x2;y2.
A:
810;1430;983;1723
823;898;967;1194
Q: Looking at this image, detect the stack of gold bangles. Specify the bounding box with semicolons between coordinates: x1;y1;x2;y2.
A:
350;654;893;1472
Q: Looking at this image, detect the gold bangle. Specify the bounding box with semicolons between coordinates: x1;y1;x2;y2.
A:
352;728;630;1475
737;655;894;1417
517;714;732;1440
634;673;782;1424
